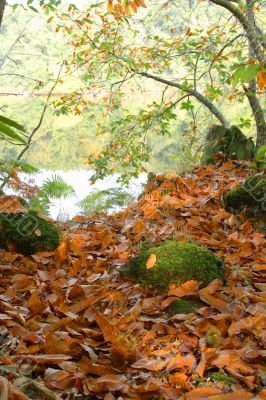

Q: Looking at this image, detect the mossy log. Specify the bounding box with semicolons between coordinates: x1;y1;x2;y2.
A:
0;210;61;255
201;125;254;164
121;241;225;290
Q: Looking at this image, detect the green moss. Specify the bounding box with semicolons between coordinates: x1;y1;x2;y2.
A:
224;174;266;215
208;372;237;388
122;241;225;289
0;210;61;255
168;299;205;315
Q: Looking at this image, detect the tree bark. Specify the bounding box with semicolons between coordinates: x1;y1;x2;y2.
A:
0;0;6;27
245;0;266;149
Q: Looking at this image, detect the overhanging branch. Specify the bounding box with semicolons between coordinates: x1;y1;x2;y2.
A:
135;70;231;128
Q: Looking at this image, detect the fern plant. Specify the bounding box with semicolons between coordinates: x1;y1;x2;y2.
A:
78;187;133;216
28;174;75;214
255;145;266;169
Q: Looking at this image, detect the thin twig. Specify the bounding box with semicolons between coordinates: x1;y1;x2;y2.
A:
0;62;64;190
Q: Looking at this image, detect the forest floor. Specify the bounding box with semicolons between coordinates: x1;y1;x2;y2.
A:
0;161;265;400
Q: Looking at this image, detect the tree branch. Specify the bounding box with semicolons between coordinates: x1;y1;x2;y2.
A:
135;70;231;128
209;0;265;65
0;0;5;27
0;63;64;190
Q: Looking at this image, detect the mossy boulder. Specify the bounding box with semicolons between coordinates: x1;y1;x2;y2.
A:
168;299;205;315
0;210;61;255
122;241;225;290
201;125;254;164
224;174;266;215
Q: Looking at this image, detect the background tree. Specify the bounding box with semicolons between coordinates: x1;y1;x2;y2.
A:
51;0;265;182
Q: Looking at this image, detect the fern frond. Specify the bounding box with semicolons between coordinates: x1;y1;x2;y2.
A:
78;187;133;215
13;160;39;174
41;174;75;199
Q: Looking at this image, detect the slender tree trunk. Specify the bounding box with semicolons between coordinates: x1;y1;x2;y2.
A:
0;0;6;27
245;0;266;149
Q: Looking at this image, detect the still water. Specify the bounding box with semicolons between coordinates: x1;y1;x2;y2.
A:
21;169;147;220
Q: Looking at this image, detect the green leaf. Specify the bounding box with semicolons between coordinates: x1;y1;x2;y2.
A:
232;64;260;87
0;122;27;144
0;115;26;132
29;5;39;12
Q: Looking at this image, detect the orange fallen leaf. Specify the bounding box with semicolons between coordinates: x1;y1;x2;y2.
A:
0;376;31;400
131;358;167;371
168;280;199;297
228;315;266;336
146;253;157;269
28;291;45;316
55;240;68;263
209;393;253;400
184;387;222;399
199;279;229;313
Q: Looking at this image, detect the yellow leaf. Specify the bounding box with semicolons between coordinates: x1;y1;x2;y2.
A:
125;3;132;16
107;0;113;13
129;1;137;12
146;253;157;269
47;16;53;23
138;0;147;7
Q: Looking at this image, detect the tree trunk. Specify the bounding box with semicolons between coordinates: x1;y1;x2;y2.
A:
245;0;266;149
209;0;265;66
0;0;6;27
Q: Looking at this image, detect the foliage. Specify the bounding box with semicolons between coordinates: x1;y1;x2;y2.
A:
122;241;225;289
46;0;265;182
0;210;61;255
78;187;133;215
0;159;38;181
0;115;27;145
0;163;75;215
255;145;266;169
1;4;262;175
27;174;75;214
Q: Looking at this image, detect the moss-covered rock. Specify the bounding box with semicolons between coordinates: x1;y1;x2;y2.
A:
168;299;205;315
0;210;61;255
201;125;254;164
122;241;225;290
224;174;266;215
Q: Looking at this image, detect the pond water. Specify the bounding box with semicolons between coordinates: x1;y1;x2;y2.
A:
19;169;147;220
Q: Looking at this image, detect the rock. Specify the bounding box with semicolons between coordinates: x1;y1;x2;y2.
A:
121;241;225;290
0;210;61;255
201;125;254;164
224;174;266;215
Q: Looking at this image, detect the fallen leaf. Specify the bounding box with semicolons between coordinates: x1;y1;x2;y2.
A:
146;254;157;269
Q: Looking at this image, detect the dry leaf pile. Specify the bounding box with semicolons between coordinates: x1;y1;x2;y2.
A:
0;161;265;400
